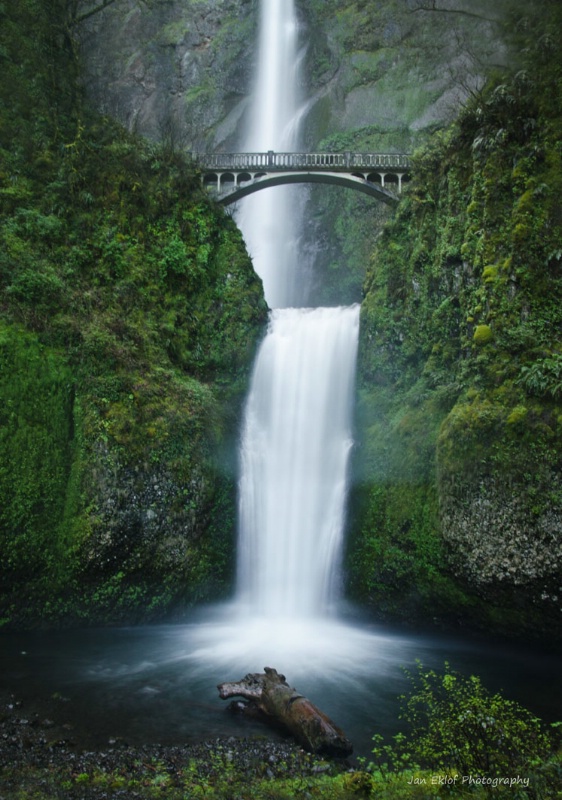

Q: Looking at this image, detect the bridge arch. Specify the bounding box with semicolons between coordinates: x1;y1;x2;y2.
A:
214;171;401;206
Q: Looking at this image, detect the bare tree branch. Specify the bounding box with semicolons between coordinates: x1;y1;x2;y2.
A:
70;0;118;26
410;1;501;24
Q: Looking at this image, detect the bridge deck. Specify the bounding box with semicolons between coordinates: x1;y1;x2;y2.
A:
193;150;411;173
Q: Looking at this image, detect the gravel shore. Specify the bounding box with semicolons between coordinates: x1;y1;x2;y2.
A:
0;689;348;799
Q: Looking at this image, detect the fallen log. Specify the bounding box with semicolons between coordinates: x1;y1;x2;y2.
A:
217;666;353;757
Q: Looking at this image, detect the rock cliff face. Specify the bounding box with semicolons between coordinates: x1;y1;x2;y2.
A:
77;0;518;306
75;0;562;641
0;1;267;627
300;0;512;147
78;0;517;307
79;0;256;150
0;176;267;626
297;0;518;305
348;2;562;640
79;0;513;152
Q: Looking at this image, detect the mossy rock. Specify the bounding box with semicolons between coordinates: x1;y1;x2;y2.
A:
473;324;493;345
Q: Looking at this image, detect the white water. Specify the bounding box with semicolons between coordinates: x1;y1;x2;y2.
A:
236;0;307;308
233;0;360;629
237;305;360;618
187;0;369;676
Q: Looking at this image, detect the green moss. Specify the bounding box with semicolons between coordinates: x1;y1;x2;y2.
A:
473;324;493;345
482;264;499;283
347;481;466;620
0;325;75;585
353;0;562;640
0;2;267;627
506;404;528;425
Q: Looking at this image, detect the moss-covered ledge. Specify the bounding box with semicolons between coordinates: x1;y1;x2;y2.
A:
347;1;562;641
0;1;267;627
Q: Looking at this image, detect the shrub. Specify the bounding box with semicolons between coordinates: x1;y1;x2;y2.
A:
399;662;552;777
364;665;562;799
517;356;562;400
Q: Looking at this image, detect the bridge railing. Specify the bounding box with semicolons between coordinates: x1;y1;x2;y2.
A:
193;151;411;172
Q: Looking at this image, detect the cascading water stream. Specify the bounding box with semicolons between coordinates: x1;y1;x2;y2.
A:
171;0;373;678
234;0;359;628
237;306;359;619
236;0;307;308
178;0;376;675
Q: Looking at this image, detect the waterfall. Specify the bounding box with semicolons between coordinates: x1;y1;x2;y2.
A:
236;0;307;308
237;305;360;618
186;0;395;685
234;0;360;623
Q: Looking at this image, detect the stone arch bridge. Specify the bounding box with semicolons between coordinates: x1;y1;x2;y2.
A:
193;151;411;206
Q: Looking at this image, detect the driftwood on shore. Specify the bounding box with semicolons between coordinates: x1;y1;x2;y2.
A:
217;666;353;757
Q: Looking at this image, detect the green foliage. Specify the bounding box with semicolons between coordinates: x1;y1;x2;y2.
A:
358;662;560;800
0;1;266;626
352;0;562;638
367;732;419;782
346;481;470;623
0;0;78;156
398;663;552;779
0;325;75;586
518;355;562;400
360;663;560;799
0;744;351;800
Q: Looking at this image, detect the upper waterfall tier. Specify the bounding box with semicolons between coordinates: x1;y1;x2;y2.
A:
236;0;308;308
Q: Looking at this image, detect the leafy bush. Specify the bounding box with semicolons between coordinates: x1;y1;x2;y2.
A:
517;356;562;400
366;662;558;798
399;662;552;777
